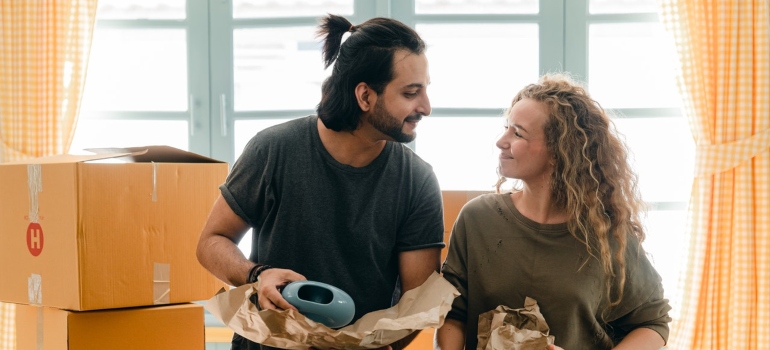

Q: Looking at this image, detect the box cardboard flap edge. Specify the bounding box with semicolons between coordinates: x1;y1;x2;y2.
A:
84;145;225;163
1;151;134;165
1;145;226;166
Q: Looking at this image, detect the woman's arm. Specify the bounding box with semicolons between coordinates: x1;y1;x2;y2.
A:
612;327;665;350
435;318;466;350
545;327;663;350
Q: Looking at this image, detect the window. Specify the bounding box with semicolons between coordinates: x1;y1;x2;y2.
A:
76;0;693;312
70;0;210;155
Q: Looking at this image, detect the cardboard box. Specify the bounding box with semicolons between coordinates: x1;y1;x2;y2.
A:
440;191;487;261
9;302;204;350
0;146;228;311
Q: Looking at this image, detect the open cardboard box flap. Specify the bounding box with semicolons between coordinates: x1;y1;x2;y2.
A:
3;145;223;165
84;145;224;163
2;151;134;165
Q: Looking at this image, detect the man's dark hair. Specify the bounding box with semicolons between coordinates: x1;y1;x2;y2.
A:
316;14;426;132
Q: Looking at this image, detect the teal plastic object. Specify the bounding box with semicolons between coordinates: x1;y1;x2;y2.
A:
281;280;355;328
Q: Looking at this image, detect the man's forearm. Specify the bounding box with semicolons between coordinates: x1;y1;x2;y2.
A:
197;234;253;286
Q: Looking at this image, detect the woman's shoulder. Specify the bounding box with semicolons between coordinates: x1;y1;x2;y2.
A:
459;192;506;215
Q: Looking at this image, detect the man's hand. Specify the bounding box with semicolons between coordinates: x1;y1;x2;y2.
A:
255;268;306;311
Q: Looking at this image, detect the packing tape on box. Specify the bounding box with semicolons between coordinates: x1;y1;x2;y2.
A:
27;167;45;349
28;274;43;350
27;164;42;223
151;162;158;202
36;306;43;350
24;166;45;349
28;274;42;305
153;263;170;304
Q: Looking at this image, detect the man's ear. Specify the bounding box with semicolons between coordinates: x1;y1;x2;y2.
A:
355;82;376;112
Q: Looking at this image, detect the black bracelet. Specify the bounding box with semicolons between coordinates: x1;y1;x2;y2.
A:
247;264;274;283
254;264;274;281
247;264;263;283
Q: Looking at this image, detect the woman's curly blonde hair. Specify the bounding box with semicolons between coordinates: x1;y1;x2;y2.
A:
497;73;647;310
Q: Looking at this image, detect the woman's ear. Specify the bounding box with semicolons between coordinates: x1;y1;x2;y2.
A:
355;82;375;112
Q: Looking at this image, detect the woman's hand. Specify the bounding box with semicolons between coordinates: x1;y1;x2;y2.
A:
548;345;565;350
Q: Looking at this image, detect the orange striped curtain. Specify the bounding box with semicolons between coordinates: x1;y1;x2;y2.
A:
0;1;98;347
659;0;770;348
0;303;12;350
0;0;99;163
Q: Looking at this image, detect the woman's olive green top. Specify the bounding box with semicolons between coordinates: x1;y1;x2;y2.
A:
442;193;672;350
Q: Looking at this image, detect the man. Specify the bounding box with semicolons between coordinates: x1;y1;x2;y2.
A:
196;14;444;350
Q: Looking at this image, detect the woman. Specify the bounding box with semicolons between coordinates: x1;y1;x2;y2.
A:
435;73;672;350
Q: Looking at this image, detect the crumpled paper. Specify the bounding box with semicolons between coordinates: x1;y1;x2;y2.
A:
476;297;555;350
205;271;460;349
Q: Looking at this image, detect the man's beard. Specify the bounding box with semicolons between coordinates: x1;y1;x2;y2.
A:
368;99;420;143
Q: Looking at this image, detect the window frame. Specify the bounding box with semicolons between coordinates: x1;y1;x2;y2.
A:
77;0;691;314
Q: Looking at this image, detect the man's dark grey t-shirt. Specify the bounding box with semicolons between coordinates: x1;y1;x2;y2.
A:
221;116;445;349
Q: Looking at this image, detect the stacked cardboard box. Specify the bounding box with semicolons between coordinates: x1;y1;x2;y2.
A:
0;146;229;349
6;302;205;349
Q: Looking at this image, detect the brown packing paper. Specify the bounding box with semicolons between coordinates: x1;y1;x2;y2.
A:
476;297;555;350
205;271;459;349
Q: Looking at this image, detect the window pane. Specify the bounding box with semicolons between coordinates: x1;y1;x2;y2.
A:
69;120;188;154
643;209;688;310
233;28;327;111
233;0;353;18
589;0;658;14
234;118;298;160
415;0;538;14
417;24;539;108
613;116;694;202
588;23;680;108
96;0;186;19
81;29;188;112
416;116;503;191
